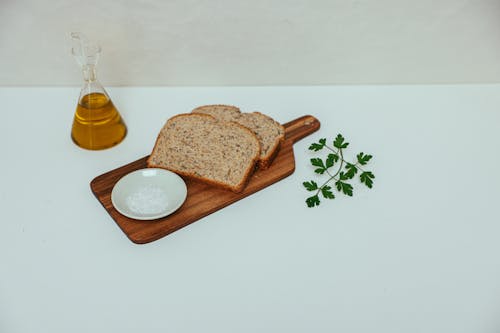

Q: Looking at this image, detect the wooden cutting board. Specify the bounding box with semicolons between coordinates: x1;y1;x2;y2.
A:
91;115;320;244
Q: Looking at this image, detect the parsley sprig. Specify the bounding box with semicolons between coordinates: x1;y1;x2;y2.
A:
303;134;375;207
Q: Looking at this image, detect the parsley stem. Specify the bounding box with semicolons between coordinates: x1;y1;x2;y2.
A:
353;162;367;173
331;148;344;179
324;145;337;153
316;175;338;195
317;147;344;193
325;168;333;177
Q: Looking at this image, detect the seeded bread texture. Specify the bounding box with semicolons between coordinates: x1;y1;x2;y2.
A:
147;113;261;193
192;105;285;169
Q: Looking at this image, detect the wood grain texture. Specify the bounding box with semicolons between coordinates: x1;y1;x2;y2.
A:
90;115;320;244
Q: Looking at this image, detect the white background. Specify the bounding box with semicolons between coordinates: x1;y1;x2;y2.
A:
1;85;500;332
2;1;500;332
1;0;500;86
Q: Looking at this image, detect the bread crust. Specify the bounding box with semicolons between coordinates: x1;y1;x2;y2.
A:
249;111;285;169
146;113;260;193
192;104;241;113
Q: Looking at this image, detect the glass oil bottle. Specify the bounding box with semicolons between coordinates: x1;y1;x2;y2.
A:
70;32;127;150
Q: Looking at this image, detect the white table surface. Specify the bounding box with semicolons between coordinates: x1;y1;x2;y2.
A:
1;85;500;333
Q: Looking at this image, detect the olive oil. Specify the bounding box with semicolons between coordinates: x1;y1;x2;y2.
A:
71;92;127;150
70;33;127;150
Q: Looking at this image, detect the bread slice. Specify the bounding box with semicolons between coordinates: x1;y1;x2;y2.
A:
147;113;261;193
192;105;285;169
192;104;241;121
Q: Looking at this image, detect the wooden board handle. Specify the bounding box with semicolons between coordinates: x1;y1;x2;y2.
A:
283;115;321;144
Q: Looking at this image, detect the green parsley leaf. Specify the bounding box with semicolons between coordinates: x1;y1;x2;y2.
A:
325;153;339;168
306;195;321;207
339;171;349;181
321;185;335;199
309;138;327;151
333;134;349;149
335;180;353;196
360;171;375;188
357;152;373;165
303;180;318;191
310;158;327;174
344;163;358;179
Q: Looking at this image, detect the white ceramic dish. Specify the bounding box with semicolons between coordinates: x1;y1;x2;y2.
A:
111;168;187;220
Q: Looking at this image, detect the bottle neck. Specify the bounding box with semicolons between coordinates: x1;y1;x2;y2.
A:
82;65;97;82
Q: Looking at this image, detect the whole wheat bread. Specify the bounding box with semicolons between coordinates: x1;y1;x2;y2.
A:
147;113;261;193
192;105;285;169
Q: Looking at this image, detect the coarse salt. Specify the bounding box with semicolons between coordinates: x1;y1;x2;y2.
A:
126;185;169;215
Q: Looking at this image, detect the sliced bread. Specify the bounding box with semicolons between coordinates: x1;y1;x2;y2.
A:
147;113;261;193
192;105;285;169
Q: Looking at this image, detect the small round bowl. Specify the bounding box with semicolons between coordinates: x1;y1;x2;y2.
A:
111;168;187;220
